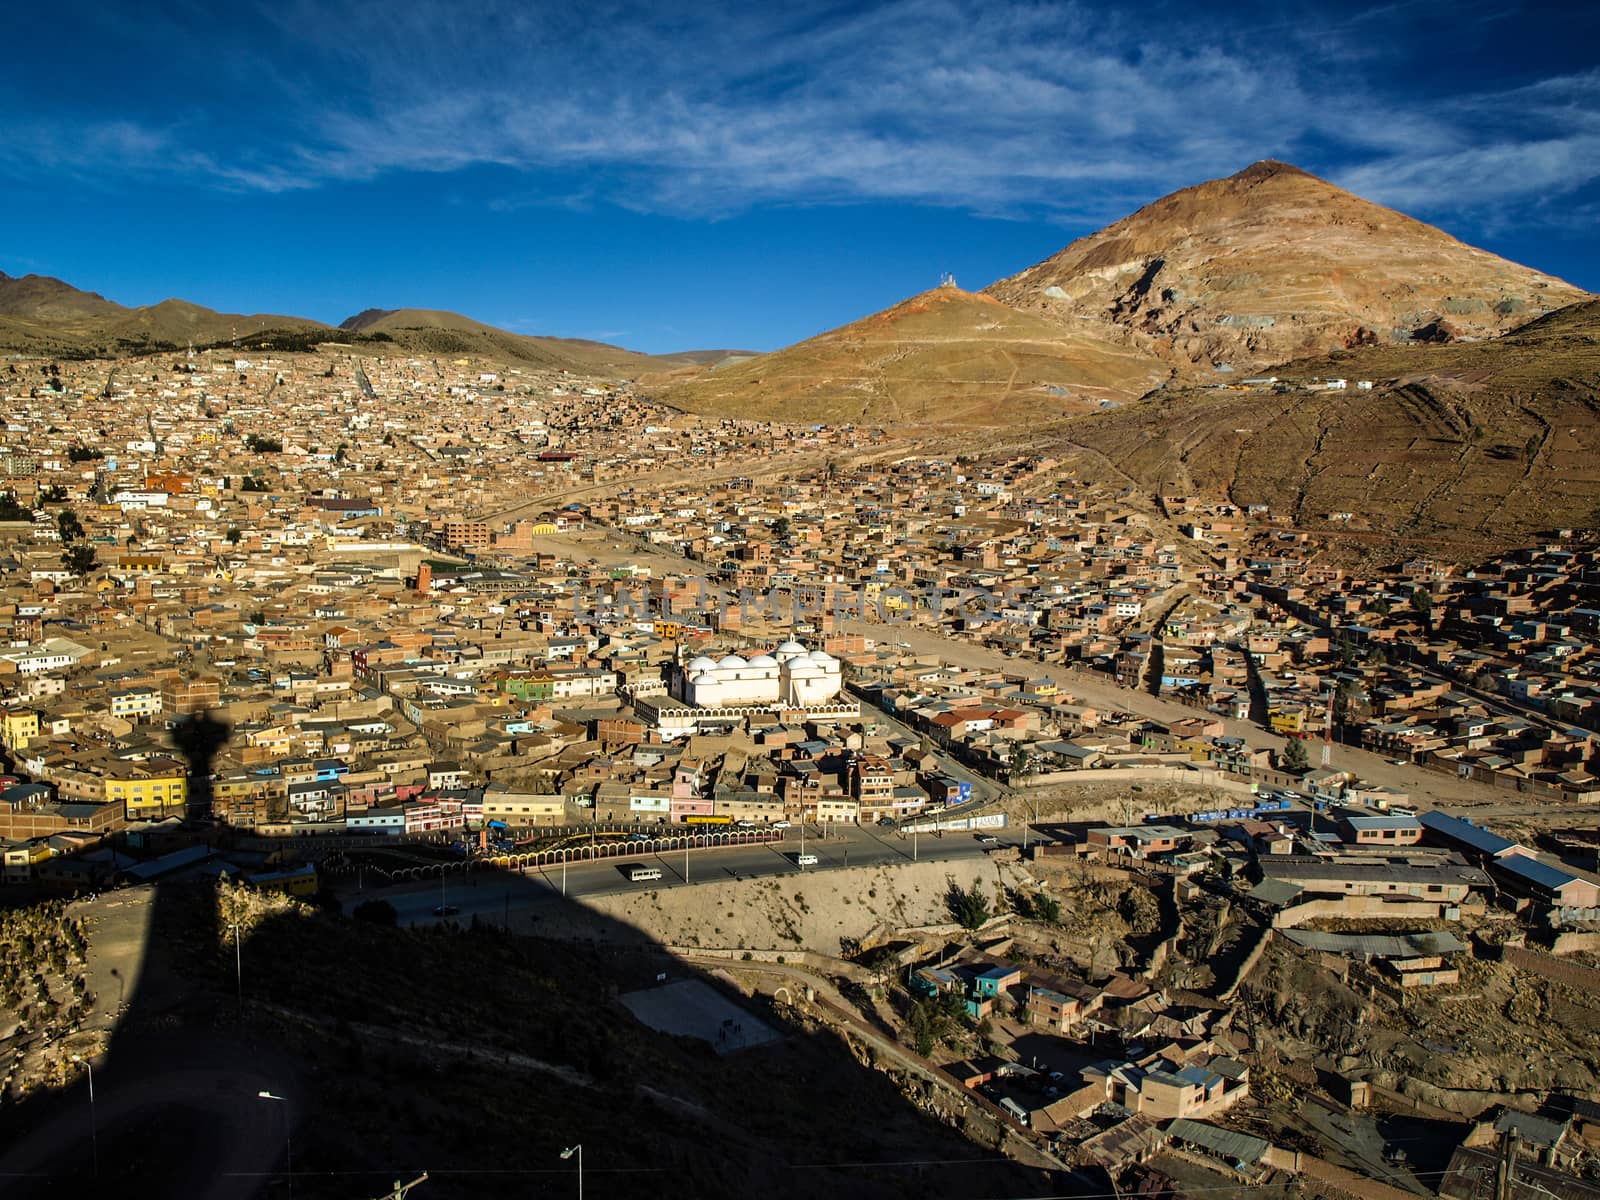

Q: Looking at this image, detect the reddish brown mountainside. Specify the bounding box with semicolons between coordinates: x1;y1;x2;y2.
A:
987;161;1590;374
656;284;1168;427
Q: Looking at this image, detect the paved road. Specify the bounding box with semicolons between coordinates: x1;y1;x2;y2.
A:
365;823;1002;927
836;617;1547;814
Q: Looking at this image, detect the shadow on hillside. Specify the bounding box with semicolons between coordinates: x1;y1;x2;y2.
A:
0;792;1069;1197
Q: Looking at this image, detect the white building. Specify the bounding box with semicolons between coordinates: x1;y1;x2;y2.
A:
674;640;843;708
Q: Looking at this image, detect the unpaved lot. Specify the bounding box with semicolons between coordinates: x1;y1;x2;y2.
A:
524;855;1021;953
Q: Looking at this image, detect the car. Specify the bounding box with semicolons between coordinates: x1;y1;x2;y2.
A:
977;834;999;845
895;641;911;648
735;820;756;829
627;833;651;841
795;853;819;867
771;820;791;829
432;904;460;917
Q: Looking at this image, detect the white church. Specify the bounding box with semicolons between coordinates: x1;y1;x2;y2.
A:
673;640;843;708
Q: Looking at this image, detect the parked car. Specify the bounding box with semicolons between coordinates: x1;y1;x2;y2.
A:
771;820;791;829
432;904;460;917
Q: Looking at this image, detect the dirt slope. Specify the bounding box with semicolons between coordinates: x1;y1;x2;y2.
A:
655;284;1169;427
1056;299;1600;552
987;160;1589;374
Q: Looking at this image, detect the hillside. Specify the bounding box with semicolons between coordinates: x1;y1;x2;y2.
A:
987;161;1590;375
337;308;741;375
1054;298;1600;553
653;284;1169;427
0;270;125;322
0;276;737;371
0;883;1054;1199
0;272;330;358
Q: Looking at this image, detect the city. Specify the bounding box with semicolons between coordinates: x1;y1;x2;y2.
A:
4;1;1600;1197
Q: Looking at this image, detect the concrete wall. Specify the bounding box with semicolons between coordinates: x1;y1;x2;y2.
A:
1549;930;1600;955
1273;897;1450;929
1018;765;1260;795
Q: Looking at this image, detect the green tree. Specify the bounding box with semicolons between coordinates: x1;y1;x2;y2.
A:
907;1000;935;1056
1410;586;1434;632
225;527;242;546
1008;742;1031;781
1032;892;1061;924
0;492;32;522
946;881;991;930
772;516;791;543
55;510;84;543
61;545;96;575
1280;737;1309;773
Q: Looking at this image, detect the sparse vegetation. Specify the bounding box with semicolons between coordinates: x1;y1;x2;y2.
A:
946;880;991;930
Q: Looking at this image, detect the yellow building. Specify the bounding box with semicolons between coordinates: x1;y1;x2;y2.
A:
104;758;189;820
1268;707;1307;735
1;708;40;751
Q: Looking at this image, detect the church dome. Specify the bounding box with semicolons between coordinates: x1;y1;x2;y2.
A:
747;654;778;667
776;640;807;654
717;654;747;669
690;672;717;686
687;656;717;672
787;662;824;677
806;649;836;663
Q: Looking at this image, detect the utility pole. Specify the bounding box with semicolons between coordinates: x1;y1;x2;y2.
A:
373;1172;429;1199
1495;1128;1519;1200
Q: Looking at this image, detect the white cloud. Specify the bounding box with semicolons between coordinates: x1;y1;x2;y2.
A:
6;0;1598;227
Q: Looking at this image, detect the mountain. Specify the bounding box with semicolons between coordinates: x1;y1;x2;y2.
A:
653;283;1169;426
1055;298;1600;554
0;274;741;372
336;306;683;374
0;270;126;322
986;160;1590;374
0;271;330;358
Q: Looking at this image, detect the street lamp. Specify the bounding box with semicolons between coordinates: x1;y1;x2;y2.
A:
560;1143;583;1200
228;921;243;1018
258;1090;292;1198
69;1054;97;1178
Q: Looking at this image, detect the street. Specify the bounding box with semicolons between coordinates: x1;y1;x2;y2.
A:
365;822;1003;927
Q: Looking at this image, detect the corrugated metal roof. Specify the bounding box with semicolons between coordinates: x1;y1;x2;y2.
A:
1283;929;1466;958
1496;853;1586;891
1421;810;1519;856
1166;1118;1270;1163
1344;814;1422;830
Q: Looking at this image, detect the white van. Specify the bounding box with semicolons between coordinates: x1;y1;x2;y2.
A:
628;865;663;882
796;854;819;867
999;1097;1030;1127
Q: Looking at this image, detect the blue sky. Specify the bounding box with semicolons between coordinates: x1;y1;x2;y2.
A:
2;0;1596;353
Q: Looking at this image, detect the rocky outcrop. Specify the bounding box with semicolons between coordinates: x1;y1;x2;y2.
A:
987;160;1589;375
